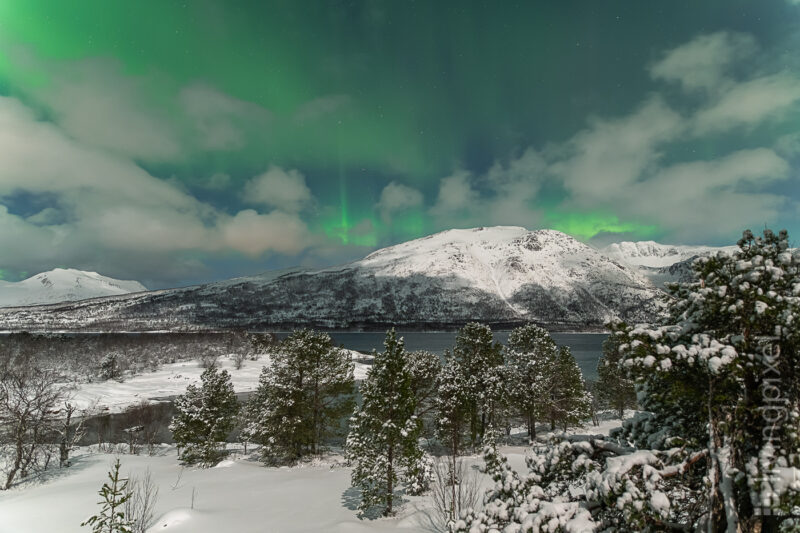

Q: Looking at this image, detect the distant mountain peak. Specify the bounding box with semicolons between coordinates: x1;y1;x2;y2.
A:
0;269;147;308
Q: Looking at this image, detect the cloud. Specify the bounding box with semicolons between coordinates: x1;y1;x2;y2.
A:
614;148;791;241
293;94;351;123
552;96;684;201
0;96;317;285
221;210;315;256
425;32;799;244
430;171;480;218
693;73;800;133
179;83;272;150
22;57;184;161
649;32;756;92
242;166;313;212
376;181;423;222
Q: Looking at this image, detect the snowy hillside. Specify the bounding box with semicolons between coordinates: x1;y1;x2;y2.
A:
0;227;665;331
602;240;735;286
602;240;734;268
0;268;147;307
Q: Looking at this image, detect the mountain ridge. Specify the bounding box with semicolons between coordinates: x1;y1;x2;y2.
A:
0;227;730;331
0;268;147;308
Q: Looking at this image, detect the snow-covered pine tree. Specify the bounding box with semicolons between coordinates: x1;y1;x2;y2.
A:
452;322;504;445
169;366;238;466
615;228;800;530
453;228;800;532
504;323;559;439
406;349;441;419
241;329;354;464
596;333;637;419
346;329;428;516
548;346;592;431
436;355;471;457
81;458;133;533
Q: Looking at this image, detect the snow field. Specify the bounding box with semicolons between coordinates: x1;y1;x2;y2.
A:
66;351;371;413
0;416;627;533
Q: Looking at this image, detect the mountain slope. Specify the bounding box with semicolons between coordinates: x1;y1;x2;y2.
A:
0;269;147;307
602;240;735;286
0;227;665;331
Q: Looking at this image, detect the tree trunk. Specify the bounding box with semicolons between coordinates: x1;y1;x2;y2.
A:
386;443;394;515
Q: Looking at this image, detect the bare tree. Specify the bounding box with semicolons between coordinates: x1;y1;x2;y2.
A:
0;365;65;489
124;468;160;533
56;401;89;467
427;457;482;531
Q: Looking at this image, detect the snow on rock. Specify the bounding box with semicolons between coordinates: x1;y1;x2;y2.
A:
0;268;146;307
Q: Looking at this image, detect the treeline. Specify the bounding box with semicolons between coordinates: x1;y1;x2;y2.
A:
167;322;632;517
0;331;269;382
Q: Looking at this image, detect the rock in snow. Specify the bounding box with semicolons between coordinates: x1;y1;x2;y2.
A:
0;268;147;308
0;227;728;331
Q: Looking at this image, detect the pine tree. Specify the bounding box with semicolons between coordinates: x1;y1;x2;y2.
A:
81;459;133;533
452;322;504;445
242;329;354;464
436;355;470;458
596;333;636;419
452;229;800;532
548;346;591;431
346;329;428;516
405;349;441;418
504;324;559;439
169;366;238;466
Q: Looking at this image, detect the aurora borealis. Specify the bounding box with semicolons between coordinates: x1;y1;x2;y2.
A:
0;1;798;287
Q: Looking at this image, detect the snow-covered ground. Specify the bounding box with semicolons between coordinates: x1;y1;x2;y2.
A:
0;415;629;533
66;351;372;413
0;449;432;533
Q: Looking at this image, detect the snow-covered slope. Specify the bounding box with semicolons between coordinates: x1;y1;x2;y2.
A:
602;241;735;286
0;268;146;307
0;227;666;331
602;241;735;268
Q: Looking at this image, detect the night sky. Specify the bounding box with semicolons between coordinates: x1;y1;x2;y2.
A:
0;0;798;288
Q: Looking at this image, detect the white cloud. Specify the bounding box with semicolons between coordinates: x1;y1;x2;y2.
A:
0;96;317;283
552;96;684;201
430;171;480;217
242;166;313;212
693;73;800;133
220;210;315;256
19;57;184;161
376;181;424;222
616;149;791;242
179;83;272;151
649;32;756;92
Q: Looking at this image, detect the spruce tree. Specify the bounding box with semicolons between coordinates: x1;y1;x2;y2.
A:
596;333;636;419
504;324;559;439
548;346;592;431
242;329;354;464
346;329;427;516
170;366;238;466
81;459;133;533
452;322;504;445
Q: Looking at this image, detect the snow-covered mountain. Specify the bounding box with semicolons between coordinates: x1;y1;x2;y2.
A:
0;268;147;308
0;227;666;331
602;241;735;286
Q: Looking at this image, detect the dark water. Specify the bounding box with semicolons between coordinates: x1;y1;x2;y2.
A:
283;331;608;381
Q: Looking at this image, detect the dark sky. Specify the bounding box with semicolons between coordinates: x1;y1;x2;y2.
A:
0;0;798;288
